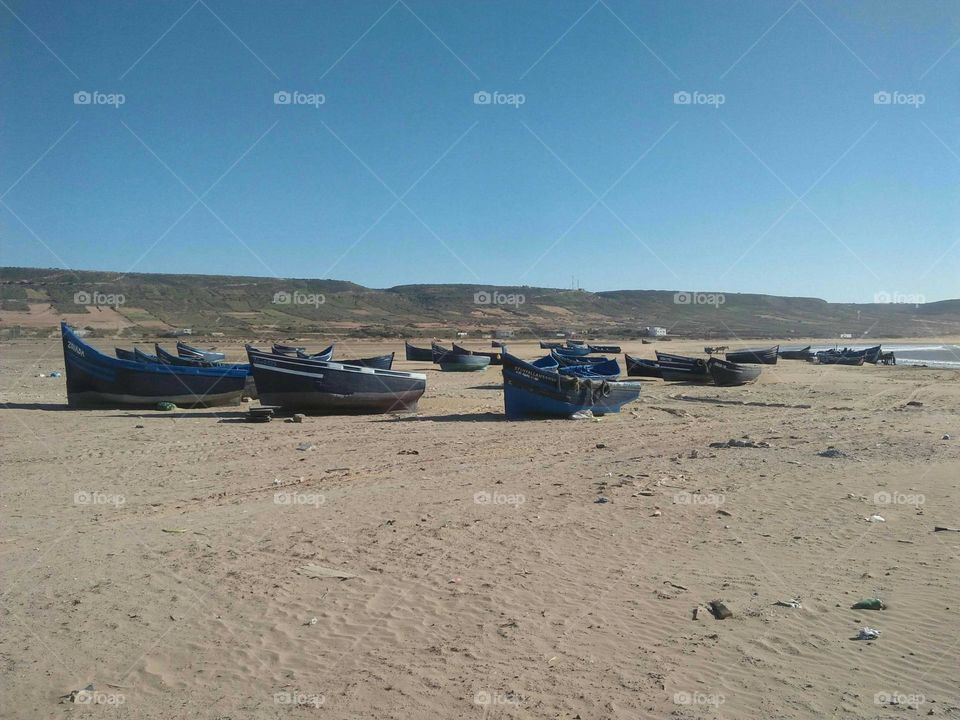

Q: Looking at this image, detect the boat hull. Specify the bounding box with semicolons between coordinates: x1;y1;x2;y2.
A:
247;350;425;414
725;346;779;364
624;354;662;378
439;356;490;372
404;342;433;361
707;358;761;386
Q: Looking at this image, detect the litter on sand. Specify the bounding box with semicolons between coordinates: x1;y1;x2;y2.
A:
855;627;881;640
775;599;802;609
867;514;886;523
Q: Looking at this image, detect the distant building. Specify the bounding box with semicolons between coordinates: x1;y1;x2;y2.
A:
173;328;193;336
456;331;468;338
643;326;668;337
494;328;514;339
839;333;853;339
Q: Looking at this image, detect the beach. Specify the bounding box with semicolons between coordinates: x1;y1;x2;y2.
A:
2;336;959;719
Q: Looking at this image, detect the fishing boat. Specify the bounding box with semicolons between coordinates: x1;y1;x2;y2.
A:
439;354;490;372
624;354;663;378
812;353;865;366
659;360;711;383
276;343;332;361
299;350;394;370
724;345;779;365
176;341;225;362
452;343;503;365
566;339;586;346
707;357;761;386
245;348;426;413
559;358;621;380
115;348;137;361
779;345;812;360
61;323;247;408
272;343;307;355
550;350;608;367
553;345;591;358
655;350;703;365
491;340;504;348
588;344;621;354
156;344;218;367
134;347;160;363
539;341;564;349
404;341;434;361
501;352;640;419
531;355;560;371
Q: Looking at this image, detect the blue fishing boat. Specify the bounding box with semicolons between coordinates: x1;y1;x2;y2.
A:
551;350;609;367
559;358;621;380
156;344;218;367
588;344;621;354
553;345;591;358
60;323;247;408
134;347;160;363
272;343;307;356
532;355;560;371
176;341;225;362
624;354;662;378
246;347;425;413
115;348;137;361
404;341;433;361
298;350;394;370
539;341;564;349
501;352;640;419
566;340;586;346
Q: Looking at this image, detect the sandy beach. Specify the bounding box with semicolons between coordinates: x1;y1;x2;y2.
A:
2;337;959;719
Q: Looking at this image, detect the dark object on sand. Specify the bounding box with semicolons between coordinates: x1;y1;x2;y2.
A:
624;354;663;378
707;357;761;386
779;345;812;360
725;345;779;365
708;600;732;619
404;341;433;361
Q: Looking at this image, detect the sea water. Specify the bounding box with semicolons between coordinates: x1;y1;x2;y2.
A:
800;344;960;369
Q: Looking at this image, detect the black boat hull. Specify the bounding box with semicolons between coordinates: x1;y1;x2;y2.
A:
404;342;433;361
725;346;779;364
624;354;662;378
707;358;761;386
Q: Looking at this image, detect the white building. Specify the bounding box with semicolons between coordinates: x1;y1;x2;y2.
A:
643;326;668;337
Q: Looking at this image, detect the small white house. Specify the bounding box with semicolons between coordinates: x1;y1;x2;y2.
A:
644;326;668;337
456;331;468;338
839;333;853;339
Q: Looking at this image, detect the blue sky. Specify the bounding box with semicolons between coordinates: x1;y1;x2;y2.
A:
2;0;959;302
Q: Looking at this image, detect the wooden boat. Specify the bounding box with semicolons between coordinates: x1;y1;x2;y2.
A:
539;341;564;349
532;355;560;371
246;348;426;413
551;350;608;367
624;354;662;378
134;347;160;363
115;348;137;361
655;350;702;365
724;345;779;365
299;350;394;370
404;341;434;361
491;340;504;348
654;353;711;382
156;344;218;367
501;352;640;419
588;344;621;354
559;358;621;380
553;345;591;358
61;323;247;408
566;339;586;346
707;357;761;386
278;343;332;361
453;342;503;365
176;341;225;362
779;345;812;360
272;343;307;356
439;354;490;372
812;353;864;366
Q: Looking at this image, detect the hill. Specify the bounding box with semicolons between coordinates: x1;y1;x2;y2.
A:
1;266;958;340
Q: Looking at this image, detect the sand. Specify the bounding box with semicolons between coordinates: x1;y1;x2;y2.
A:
1;337;959;719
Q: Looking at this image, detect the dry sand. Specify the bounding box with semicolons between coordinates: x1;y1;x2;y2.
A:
1;337;959;719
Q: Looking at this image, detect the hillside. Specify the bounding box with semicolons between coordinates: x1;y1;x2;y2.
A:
1;266;958;339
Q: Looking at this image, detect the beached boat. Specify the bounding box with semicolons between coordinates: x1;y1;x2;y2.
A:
277;344;332;361
115;348;137;361
655;350;702;365
707;357;761;386
404;341;434;361
566;340;586;346
501;352;640;419
439;354;490;372
551;350;609;367
246;348;425;413
724;346;779;365
491;340;504;348
779;345;812;360
61;323;247;408
531;355;560;371
452;343;503;365
299;350;394;370
176;341;225;362
588;344;621;354
539;341;564;349
272;343;307;356
559;358;621;380
659;360;711;383
624;354;663;378
812;353;865;366
134;347;160;363
553;345;591;358
156;344;218;367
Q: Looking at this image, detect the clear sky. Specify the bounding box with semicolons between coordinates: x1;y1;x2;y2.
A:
2;0;959;302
